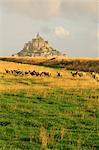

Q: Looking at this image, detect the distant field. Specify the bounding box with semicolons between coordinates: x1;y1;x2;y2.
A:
0;61;99;149
0;56;99;73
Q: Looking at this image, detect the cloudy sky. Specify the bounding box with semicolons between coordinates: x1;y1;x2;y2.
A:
0;0;98;57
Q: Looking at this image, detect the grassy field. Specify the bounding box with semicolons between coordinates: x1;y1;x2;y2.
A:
0;60;99;150
0;56;99;73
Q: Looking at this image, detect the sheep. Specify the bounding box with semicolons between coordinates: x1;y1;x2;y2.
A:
77;72;84;77
35;71;40;76
56;72;62;77
30;70;36;76
24;71;30;75
91;72;96;79
95;74;99;81
40;71;51;77
70;71;78;77
91;72;99;81
5;69;10;74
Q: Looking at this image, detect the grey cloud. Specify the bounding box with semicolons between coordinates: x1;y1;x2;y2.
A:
60;1;97;21
0;0;97;21
0;0;61;19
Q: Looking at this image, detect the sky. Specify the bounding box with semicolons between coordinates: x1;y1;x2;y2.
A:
0;0;98;57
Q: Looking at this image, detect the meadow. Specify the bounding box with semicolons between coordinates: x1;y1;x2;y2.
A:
0;56;99;73
0;60;99;150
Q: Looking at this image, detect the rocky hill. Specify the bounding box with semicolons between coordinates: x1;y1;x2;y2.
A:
14;33;65;57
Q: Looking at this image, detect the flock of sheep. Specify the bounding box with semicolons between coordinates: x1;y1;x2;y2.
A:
5;69;51;77
70;71;99;81
4;69;99;81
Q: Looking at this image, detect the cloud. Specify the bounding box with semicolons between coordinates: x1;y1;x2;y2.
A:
54;26;70;38
48;0;61;16
0;0;96;21
60;0;96;21
0;0;61;19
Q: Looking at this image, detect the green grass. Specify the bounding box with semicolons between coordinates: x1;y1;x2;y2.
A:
0;87;99;149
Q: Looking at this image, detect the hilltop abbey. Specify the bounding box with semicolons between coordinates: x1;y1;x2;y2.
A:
23;33;51;52
15;33;65;57
29;33;50;50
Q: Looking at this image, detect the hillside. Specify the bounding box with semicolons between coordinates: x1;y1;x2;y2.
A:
0;56;99;73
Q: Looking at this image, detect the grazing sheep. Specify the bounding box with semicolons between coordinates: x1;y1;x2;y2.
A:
10;70;14;74
56;72;62;77
12;70;16;75
95;74;99;81
5;69;10;74
70;71;78;77
40;71;51;77
20;70;25;76
18;70;22;75
91;72;99;81
24;71;29;75
77;72;84;77
35;71;40;76
30;70;36;76
91;72;96;79
44;71;51;76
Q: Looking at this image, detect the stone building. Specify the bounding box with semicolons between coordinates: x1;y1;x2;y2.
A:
16;33;65;57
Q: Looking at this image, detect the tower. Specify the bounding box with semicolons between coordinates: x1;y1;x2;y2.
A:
37;32;40;48
37;32;40;38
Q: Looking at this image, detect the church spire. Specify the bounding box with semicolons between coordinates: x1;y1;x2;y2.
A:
37;32;40;38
